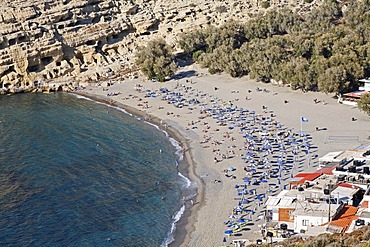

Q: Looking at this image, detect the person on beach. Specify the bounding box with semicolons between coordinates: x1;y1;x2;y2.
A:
94;72;335;245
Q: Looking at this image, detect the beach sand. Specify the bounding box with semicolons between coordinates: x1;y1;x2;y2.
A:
75;64;370;247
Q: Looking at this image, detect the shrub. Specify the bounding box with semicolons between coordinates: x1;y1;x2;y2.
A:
261;1;270;9
357;92;370;115
192;50;204;61
215;5;227;13
135;39;177;82
208;67;217;74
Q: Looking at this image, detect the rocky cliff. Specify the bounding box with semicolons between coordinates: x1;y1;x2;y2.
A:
0;0;322;93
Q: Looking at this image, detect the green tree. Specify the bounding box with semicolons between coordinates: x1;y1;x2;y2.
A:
176;1;370;95
204;21;247;52
357;92;370;115
303;0;342;33
178;29;208;54
294;35;314;59
135;39;177;82
318;66;346;93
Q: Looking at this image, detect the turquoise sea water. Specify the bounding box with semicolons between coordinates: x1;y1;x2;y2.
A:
0;93;188;246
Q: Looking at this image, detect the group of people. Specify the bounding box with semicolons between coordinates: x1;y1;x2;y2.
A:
137;80;318;243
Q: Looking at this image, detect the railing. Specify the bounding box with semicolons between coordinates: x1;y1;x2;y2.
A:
327;136;360;141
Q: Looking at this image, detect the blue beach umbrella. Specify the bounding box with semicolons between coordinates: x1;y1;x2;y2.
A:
245;135;254;141
236;218;246;223
260;179;268;188
241;199;249;204
224;230;233;235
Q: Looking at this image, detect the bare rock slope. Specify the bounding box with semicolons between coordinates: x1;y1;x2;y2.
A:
0;0;322;92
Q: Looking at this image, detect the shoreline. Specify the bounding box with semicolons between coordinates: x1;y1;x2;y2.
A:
71;64;370;247
72;91;203;247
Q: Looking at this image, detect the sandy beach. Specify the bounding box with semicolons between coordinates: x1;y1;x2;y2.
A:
75;64;370;247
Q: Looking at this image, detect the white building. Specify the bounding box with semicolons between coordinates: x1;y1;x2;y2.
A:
266;174;361;234
266;189;342;233
359;78;370;92
339;78;370;105
356;187;370;226
292;203;342;232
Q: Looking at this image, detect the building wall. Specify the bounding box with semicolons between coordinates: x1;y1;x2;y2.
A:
271;209;279;221
294;215;328;232
363;195;370;211
365;82;370;92
278;208;294;222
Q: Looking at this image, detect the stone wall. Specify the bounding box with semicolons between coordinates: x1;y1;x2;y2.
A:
0;0;322;91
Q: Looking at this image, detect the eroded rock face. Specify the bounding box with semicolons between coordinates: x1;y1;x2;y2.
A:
0;0;322;91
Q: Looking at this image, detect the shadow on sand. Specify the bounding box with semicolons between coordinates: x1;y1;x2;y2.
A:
173;70;197;80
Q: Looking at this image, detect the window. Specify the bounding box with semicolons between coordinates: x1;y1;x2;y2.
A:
302;220;309;226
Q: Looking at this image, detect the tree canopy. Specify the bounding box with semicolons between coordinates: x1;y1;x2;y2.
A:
135;39;177;82
178;0;370;94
